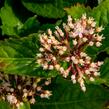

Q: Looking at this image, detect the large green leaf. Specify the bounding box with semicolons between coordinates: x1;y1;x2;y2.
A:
0;101;11;109
99;58;109;86
21;0;65;18
31;76;109;109
0;0;22;36
0;0;40;37
0;34;58;77
19;102;30;109
91;0;109;26
17;15;40;36
0;101;30;109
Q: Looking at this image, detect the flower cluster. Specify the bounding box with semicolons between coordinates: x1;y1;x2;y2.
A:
0;72;52;108
37;14;104;92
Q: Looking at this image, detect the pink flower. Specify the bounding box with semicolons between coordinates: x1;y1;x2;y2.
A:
37;14;104;91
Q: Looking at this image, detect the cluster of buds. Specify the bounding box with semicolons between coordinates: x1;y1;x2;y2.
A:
0;72;52;108
37;14;104;92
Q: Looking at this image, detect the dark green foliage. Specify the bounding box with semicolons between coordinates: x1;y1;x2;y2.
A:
21;0;65;18
17;16;40;36
19;102;30;109
91;0;109;26
31;77;109;109
100;58;109;85
21;0;88;19
0;101;11;109
0;0;39;36
0;0;22;36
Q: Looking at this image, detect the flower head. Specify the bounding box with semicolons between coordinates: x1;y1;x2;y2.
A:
0;72;52;107
37;14;104;91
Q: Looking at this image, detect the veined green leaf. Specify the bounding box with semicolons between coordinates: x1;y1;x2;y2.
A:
0;100;11;109
31;76;109;109
91;0;109;26
21;0;65;18
19;102;30;109
99;58;109;85
0;0;22;36
0;34;58;77
17;15;40;36
0;0;40;37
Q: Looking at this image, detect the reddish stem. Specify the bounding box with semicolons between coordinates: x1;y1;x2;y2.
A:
65;30;69;40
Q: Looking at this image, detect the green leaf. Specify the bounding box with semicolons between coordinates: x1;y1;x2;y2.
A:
0;0;22;36
0;0;40;37
63;0;87;7
19;102;30;109
99;58;109;85
0;100;11;109
31;76;109;109
40;24;56;31
98;0;104;4
0;34;58;77
17;15;40;36
91;0;109;26
85;26;109;58
21;0;65;18
64;4;91;19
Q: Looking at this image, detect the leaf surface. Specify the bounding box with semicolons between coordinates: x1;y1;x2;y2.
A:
0;34;58;77
31;77;109;109
21;0;65;18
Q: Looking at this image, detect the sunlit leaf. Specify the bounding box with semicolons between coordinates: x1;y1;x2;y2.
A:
19;102;30;109
91;0;109;26
0;0;22;36
0;34;58;77
0;100;11;109
65;4;91;19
